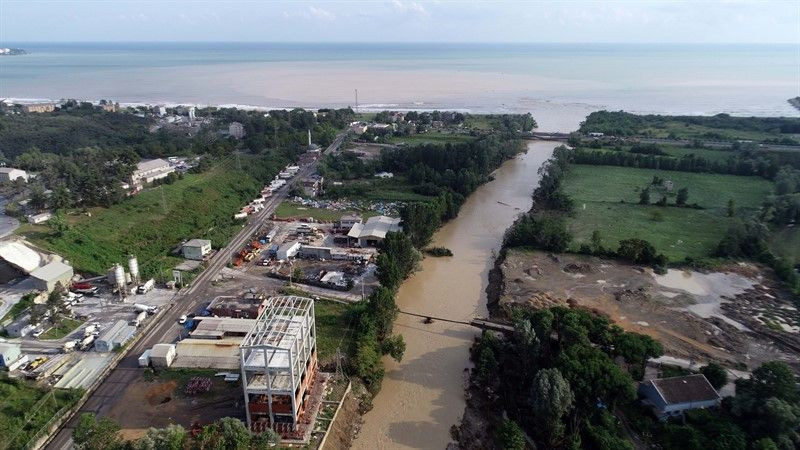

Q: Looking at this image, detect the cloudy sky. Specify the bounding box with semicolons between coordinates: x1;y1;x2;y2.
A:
1;0;798;43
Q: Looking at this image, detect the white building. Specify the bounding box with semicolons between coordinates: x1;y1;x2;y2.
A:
0;167;29;183
188;107;196;122
276;241;301;260
131;159;175;186
26;212;52;224
347;215;402;247
182;239;212;261
154;105;167;116
229;122;245;139
0;342;22;369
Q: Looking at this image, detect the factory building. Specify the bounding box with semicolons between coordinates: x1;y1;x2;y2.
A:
207;294;268;320
30;260;73;293
347;215;402;247
240;296;317;432
190;317;257;339
131;158;175;186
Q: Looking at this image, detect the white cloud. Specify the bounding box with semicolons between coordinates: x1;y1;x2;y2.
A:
391;0;431;18
308;6;335;20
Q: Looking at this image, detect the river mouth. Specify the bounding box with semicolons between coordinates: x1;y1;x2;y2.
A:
352;142;555;449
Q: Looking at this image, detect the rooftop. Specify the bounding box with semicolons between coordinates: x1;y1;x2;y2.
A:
184;239;211;248
0;167;24;173
191;317;257;339
648;374;720;405
135;158;171;173
348;215;401;240
30;260;72;282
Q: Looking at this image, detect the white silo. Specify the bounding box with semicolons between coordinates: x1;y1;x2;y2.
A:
107;265;118;285
128;255;140;284
114;263;125;290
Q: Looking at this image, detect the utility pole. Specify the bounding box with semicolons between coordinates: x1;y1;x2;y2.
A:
354;89;359;114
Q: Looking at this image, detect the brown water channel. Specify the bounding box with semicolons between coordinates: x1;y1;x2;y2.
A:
352;141;555;449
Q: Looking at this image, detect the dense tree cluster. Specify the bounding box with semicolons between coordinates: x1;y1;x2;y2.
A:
471;306;662;449
569;147;781;179
716;220;798;289
531;145;574;211
580;111;800;139
503;215;572;252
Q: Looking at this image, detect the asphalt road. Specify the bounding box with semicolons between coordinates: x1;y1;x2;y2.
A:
46;134;346;450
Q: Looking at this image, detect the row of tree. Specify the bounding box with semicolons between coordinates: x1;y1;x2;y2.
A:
72;413;278;450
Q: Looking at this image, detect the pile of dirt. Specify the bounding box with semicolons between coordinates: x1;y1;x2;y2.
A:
563;262;593;274
145;381;177;406
613;287;649;303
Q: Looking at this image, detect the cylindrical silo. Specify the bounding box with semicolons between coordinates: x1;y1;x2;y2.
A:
128;255;140;283
114;263;125;290
107;265;118;285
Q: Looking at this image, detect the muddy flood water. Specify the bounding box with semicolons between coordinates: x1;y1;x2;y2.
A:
352;142;554;449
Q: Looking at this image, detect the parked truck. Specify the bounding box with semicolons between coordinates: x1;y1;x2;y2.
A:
84;324;98;337
62;340;78;353
137;279;155;294
79;335;95;350
134;303;157;314
71;281;99;296
138;349;152;368
131;311;147;327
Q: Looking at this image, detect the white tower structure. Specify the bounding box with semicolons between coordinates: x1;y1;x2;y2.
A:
128;255;140;284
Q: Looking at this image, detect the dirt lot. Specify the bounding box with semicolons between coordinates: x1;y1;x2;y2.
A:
494;249;800;370
107;370;244;434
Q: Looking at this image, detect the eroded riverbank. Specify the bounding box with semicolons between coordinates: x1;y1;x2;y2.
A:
351;142;555;449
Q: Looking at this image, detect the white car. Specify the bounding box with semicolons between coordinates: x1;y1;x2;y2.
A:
32;329;44;338
178;315;187;324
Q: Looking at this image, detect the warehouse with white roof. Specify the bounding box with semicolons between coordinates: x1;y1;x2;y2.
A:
347;215;402;247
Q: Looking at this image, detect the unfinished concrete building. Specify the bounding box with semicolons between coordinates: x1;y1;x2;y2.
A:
239;296;317;433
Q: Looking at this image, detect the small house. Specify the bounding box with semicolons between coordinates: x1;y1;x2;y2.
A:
182;239;212;261
26;212;52;224
639;374;721;420
0;167;29;183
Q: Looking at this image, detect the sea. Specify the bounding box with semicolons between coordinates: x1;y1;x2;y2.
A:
0;42;798;131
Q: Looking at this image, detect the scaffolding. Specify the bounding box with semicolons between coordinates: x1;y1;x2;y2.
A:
239;296;317;432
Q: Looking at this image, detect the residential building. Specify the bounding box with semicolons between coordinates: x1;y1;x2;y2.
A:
347;215;402;247
22;103;55;113
0;167;29;183
30;260;74;293
349;122;368;134
188;106;196;122
154;105;167;116
182;239;212;260
26;212;52;224
0;342;22;369
99;102;119;112
639;374;721;419
131;158;175;186
240;296;317;432
301;175;324;198
229;122;245;139
334;215;362;232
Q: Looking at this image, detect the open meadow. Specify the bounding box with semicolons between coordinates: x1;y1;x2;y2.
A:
563;165;774;260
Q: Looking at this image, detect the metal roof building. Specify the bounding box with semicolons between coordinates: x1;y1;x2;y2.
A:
347;215;402;247
30;260;73;293
174;338;242;369
95;320;136;353
239;296;317;432
191;317;257;339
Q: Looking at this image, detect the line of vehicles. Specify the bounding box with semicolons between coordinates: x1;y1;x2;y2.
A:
70;277;155;296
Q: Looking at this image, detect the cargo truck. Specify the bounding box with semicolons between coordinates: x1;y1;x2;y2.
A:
137;279;155;294
138;349;151;368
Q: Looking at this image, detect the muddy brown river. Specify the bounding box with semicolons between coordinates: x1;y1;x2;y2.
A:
352;141;555;449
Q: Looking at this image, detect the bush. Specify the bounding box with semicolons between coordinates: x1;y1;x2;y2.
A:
425;246;453;257
504;215;572;252
700;363;728;390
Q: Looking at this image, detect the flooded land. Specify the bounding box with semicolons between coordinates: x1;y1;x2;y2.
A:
351;142;554;449
494;249;800;369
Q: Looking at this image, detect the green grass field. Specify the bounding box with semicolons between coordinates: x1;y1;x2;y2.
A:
19;160;273;280
41;318;83;340
639;121;794;143
314;300;357;364
386;132;476;145
563;165;773;260
0;376;82;449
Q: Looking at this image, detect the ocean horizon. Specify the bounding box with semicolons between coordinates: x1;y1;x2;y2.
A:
1;42;798;131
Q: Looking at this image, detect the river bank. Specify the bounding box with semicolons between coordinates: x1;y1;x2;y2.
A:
350;141;554;449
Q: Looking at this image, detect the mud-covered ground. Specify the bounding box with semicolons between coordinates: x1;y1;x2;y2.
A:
492;249;799;370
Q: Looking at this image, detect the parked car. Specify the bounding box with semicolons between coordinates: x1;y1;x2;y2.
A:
178;315;187;324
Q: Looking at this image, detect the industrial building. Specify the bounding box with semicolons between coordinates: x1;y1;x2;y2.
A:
191;317;257;339
207;294;268;319
0;342;22;368
334;215;362;232
30;260;74;293
0;167;29;183
5;313;36;338
182;239;212;260
277;241;301;260
150;343;176;368
347;215;402;247
239;296;318;432
131;158;175;186
639;374;721;419
95;320;136;352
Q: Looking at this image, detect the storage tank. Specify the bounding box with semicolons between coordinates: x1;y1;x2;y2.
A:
128;255;139;284
125;272;132;284
106;265;118;285
114;264;125;289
